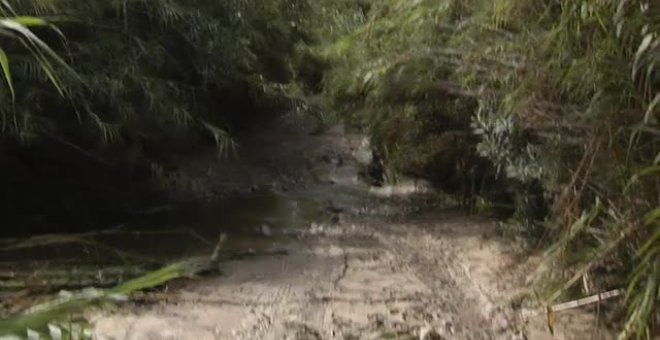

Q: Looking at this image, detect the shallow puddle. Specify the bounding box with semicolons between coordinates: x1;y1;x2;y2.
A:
109;189;324;258
0;188;330;300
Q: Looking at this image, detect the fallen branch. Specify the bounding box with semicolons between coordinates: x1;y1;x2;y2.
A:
550;289;622;313
544;289;623;335
0;227;215;251
524;289;623;317
0;234;229;337
522;289;624;335
0;265;156;291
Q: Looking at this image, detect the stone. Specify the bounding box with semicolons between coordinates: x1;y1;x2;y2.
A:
419;326;444;340
259;224;272;236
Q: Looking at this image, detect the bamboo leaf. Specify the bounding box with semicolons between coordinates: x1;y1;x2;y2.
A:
9;16;49;27
0;19;72;96
200;120;236;157
633;34;654;81
625;166;660;192
0;48;15;101
644;93;659;124
0;0;17;16
0;17;77;78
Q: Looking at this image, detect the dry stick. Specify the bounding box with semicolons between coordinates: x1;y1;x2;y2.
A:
571;289;619;338
541;141;602;283
1;235;151;265
553;138;597;222
46;134;114;168
0;234;87;251
593;291;601;340
563;139;600;226
545;221;640;305
523;289;623;319
535;139;596;250
1;228;215;251
550;289;623;313
538;289;623;336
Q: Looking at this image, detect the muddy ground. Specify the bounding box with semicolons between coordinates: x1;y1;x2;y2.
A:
90;121;614;340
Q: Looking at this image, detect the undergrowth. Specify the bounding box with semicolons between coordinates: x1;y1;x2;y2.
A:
312;0;659;337
0;0;657;337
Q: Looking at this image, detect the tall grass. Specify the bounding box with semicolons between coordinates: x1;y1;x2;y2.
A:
315;0;658;336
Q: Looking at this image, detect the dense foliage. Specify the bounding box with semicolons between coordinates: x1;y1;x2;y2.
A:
0;0;657;336
2;0;321;144
0;0;321;230
312;0;659;337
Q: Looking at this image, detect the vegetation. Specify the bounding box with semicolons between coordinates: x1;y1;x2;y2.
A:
312;0;659;337
0;0;325;231
0;0;657;337
1;0;315;141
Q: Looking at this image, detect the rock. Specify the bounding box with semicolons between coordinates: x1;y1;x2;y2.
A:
444;321;454;335
357;149;385;186
331;155;344;167
368;314;385;328
259;224;272;236
324;200;344;214
419;326;444;340
353;137;373;166
509;331;528;340
327;124;345;134
321;151;344;167
309;223;324;234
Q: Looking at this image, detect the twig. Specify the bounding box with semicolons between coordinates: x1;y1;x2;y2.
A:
210;233;227;262
544;221;639;305
550;289;622;313
0;228;216;251
523;289;623;320
46;134;114;168
540;289;623;335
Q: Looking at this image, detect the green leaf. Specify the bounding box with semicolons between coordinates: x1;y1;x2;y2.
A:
200;120;236;157
643;207;660;226
0;48;15;101
645;93;659;125
637;165;660;178
0;0;17;16
10;16;49;27
633;34;654;81
0;18;78;95
625;166;660;192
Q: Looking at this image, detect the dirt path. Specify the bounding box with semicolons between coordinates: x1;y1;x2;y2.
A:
91;212;608;339
90;122;611;340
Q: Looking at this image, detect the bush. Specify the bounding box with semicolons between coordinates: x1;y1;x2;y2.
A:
316;0;659;336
